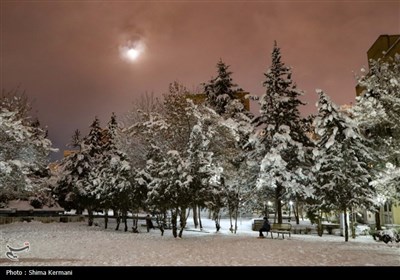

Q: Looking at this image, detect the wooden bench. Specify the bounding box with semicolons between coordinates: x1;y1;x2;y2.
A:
270;223;292;239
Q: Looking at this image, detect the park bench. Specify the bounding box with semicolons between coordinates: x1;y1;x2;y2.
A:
321;223;340;235
270;223;292;239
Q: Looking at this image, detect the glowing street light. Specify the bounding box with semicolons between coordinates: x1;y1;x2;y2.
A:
288;200;293;222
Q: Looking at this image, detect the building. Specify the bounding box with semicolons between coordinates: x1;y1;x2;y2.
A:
187;91;250;111
63;150;78;158
356;34;400;226
356;34;400;96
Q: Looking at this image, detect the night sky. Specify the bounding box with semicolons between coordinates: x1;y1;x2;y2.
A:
1;1;399;160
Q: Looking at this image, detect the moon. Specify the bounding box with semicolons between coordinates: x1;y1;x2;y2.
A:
126;48;140;61
119;39;145;63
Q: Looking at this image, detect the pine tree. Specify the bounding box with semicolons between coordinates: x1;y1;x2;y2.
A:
313;89;375;241
252;42;313;223
203;59;238;115
98;113;132;231
55;117;104;225
203;59;257;230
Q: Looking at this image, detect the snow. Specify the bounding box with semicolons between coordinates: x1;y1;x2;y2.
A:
1;218;399;266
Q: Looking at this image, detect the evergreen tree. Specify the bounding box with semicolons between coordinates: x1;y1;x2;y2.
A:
203;59;238;115
312;89;375;241
252;42;313;223
55;117;104;225
98;113;132;231
203;59;257;230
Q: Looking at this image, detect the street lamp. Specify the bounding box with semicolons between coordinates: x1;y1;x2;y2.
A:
267;201;272;218
288;201;293;222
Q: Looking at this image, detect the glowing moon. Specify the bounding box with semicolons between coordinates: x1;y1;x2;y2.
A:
119;39;145;63
126;48;140;61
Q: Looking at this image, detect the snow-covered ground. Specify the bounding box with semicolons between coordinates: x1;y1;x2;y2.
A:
0;217;399;266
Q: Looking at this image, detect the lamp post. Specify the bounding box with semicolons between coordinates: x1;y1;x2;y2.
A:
267;201;272;219
288;201;293;222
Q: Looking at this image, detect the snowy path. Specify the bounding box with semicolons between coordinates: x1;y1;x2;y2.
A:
0;219;399;266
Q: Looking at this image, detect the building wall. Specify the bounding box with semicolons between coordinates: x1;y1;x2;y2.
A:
392;204;400;224
356;34;400;96
367;34;400;64
187;91;250;111
388;204;400;225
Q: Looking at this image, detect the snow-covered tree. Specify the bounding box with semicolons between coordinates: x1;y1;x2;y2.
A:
312;89;376;241
352;54;400;215
1;88;32;122
187;105;223;231
120;92;163;170
55;117;104;225
252;42;313;223
146;150;193;238
0;92;56;206
203;59;238;115
95;113;133;230
202;60;258;231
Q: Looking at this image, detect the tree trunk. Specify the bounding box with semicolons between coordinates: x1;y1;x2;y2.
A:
213;210;221;232
229;213;233;233
275;199;283;224
171;209;178;238
123;211;128;232
104;209;108;229
178;209;187;238
159;211;165;236
294;200;300;225
198;206;203;230
234;200;239;234
344;208;349;242
193;205;199;229
115;215;120;231
87;208;94;226
132;217;138;233
317;211;323;237
275;185;283;224
375;207;382;230
350;208;356;239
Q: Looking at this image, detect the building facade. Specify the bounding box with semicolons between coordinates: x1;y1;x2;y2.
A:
356;34;400;96
356;34;400;226
187;91;250;111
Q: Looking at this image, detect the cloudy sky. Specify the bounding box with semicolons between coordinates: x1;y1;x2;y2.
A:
1;1;399;160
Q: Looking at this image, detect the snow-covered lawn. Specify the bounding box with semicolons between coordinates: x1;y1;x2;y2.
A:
0;218;399;266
